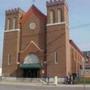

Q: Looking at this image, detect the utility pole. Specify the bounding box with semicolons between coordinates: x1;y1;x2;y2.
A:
82;58;86;90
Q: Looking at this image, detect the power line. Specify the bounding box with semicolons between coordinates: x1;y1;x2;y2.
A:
1;23;90;32
47;32;65;46
0;23;90;40
70;23;90;30
2;30;65;57
3;29;61;40
0;23;90;41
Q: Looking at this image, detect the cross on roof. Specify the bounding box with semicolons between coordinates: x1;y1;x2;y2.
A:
32;0;36;4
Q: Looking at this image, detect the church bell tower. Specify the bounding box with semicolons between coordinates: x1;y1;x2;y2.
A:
2;8;24;77
46;0;71;77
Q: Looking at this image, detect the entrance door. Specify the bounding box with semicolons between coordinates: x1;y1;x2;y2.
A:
23;69;40;78
21;54;41;78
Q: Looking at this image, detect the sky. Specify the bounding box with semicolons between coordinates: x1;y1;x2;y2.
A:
0;0;90;66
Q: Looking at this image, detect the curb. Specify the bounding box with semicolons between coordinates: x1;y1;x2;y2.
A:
0;81;90;87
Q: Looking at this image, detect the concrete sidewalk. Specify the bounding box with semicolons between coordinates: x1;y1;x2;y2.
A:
0;80;43;86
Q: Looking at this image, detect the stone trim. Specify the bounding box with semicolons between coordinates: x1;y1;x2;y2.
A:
4;29;20;32
47;22;66;26
20;41;43;53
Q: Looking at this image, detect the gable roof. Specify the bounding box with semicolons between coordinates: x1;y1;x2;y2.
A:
20;5;46;23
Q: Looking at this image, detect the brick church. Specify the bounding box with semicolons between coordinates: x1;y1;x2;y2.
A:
2;0;84;78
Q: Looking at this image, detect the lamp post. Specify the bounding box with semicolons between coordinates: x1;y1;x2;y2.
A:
41;61;47;80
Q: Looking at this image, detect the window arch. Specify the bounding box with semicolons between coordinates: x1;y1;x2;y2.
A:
49;10;55;23
24;54;40;64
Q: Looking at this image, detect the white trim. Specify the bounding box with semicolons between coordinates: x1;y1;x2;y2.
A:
16;29;20;64
47;22;66;26
20;41;43;53
31;41;42;51
4;29;20;32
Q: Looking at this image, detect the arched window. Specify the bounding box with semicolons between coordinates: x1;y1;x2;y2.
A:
54;52;58;64
57;9;62;22
8;54;11;65
7;18;10;30
49;10;55;23
13;17;16;29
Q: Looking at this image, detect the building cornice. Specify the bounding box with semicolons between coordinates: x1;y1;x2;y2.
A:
47;22;66;26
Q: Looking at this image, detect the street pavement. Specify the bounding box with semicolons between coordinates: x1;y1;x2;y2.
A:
0;84;90;90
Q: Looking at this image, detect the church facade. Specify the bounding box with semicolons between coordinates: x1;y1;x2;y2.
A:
2;0;84;78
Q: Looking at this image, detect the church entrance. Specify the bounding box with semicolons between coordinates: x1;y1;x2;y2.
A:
21;63;42;78
23;68;40;78
20;54;42;78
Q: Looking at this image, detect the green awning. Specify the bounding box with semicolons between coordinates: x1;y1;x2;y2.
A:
20;63;42;69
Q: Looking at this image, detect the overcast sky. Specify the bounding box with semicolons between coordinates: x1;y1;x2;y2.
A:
0;0;90;66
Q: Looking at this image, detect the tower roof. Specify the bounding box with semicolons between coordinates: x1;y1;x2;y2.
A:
20;5;46;23
47;0;66;7
69;40;84;57
6;8;25;15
